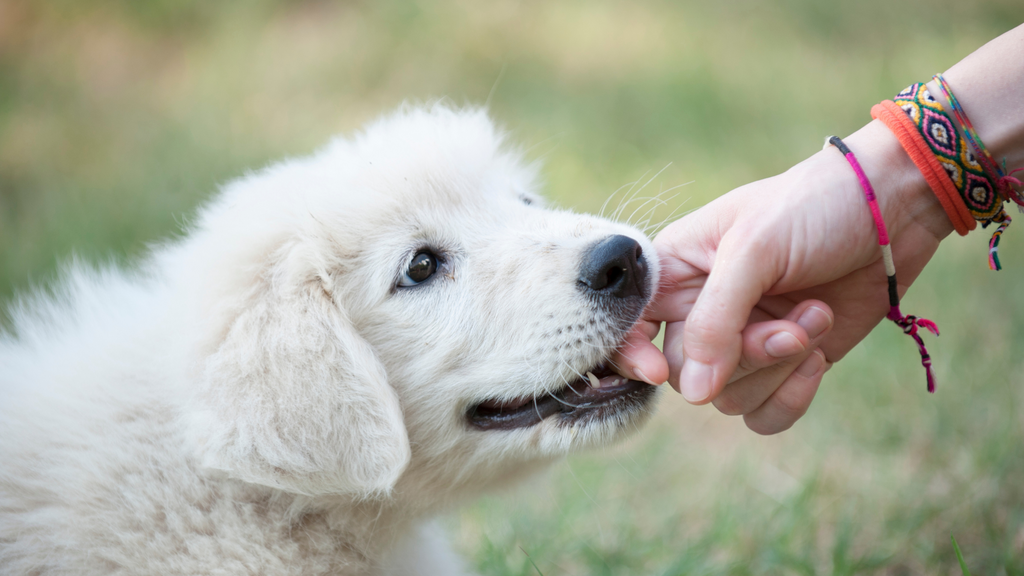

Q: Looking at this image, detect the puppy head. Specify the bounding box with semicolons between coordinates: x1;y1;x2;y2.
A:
177;105;660;500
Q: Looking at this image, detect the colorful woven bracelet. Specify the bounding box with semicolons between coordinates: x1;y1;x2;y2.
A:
870;99;975;236
825;135;940;392
933;74;1024;204
875;81;1024;270
893;83;1002;221
932;74;1024;270
891;82;1010;270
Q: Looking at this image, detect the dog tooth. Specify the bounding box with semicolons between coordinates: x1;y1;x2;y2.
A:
586;371;601;389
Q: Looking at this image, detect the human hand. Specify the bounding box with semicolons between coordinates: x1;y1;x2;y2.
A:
615;120;954;434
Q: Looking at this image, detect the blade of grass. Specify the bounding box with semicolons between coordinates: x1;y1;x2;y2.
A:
951;534;971;576
520;546;545;576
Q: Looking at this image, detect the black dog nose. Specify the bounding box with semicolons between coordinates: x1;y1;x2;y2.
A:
579;235;647;298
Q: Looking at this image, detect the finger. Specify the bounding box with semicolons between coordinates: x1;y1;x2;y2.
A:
669;317;804;396
677;245;778;404
731;300;834;382
714;348;815;416
635;319;662;341
642;217;717;324
731;320;809;381
663;320;685;391
642;277;705;324
743;350;831;435
611;322;668;385
662;302;826;394
714;301;834;415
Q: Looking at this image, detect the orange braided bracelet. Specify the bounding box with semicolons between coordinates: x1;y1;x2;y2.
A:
871;100;975;236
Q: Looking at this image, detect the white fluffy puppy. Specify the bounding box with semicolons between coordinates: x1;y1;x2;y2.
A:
0;105;661;575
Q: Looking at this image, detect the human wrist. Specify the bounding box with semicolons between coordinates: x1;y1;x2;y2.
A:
842;120;955;243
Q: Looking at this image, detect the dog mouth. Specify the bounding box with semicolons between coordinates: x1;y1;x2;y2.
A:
466;363;656;431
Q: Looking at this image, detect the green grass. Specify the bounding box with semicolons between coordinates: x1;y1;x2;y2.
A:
953;535;972;576
3;0;1024;573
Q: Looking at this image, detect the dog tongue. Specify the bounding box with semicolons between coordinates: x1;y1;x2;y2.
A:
476;397;532;411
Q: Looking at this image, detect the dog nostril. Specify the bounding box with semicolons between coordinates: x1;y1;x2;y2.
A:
603;266;624;289
578;234;647;299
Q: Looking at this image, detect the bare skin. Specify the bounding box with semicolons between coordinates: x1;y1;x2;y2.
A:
615;24;1024;434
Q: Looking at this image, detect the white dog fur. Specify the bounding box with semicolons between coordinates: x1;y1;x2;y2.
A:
0;105;660;575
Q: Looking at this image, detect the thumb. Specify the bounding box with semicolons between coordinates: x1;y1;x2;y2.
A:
611;320;669;385
677;244;778;404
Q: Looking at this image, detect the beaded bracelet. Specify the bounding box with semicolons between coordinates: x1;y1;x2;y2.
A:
825;135;940;392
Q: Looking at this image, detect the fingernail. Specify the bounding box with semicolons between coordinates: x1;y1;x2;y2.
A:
679;360;713;403
764;331;805;358
796;349;826;377
797;306;832;340
633;368;659;385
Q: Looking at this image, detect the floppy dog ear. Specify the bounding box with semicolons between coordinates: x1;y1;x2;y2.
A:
185;265;410;497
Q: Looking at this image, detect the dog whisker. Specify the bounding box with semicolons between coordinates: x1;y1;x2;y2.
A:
556;355;589;397
611;169;653;222
615;163;672;223
634;191;684;231
643;203;694;236
599;178;641;220
625;180;687;228
624;196;668;228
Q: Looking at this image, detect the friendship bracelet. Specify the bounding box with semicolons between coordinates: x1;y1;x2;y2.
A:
891;84;1002;222
871;100;975;236
986;211;1011;271
890;83;1010;270
933;74;1024;205
877;81;1023;270
825;135;940;392
932;74;1023;271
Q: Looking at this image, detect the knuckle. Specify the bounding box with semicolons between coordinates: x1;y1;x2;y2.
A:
734;354;763;379
712;392;749;416
684;320;734;360
684;317;720;343
771;388;811;422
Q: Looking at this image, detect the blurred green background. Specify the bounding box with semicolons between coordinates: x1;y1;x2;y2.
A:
2;1;1024;574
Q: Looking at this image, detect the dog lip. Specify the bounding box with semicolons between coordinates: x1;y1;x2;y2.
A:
466;365;654;431
475;396;533;411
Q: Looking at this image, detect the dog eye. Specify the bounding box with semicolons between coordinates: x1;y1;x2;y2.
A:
398;252;438;287
520;195;533;206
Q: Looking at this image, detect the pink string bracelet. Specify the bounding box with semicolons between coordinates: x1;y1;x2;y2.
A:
825;135;940;392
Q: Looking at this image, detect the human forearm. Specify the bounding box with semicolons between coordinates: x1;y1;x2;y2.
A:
930;23;1024;169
